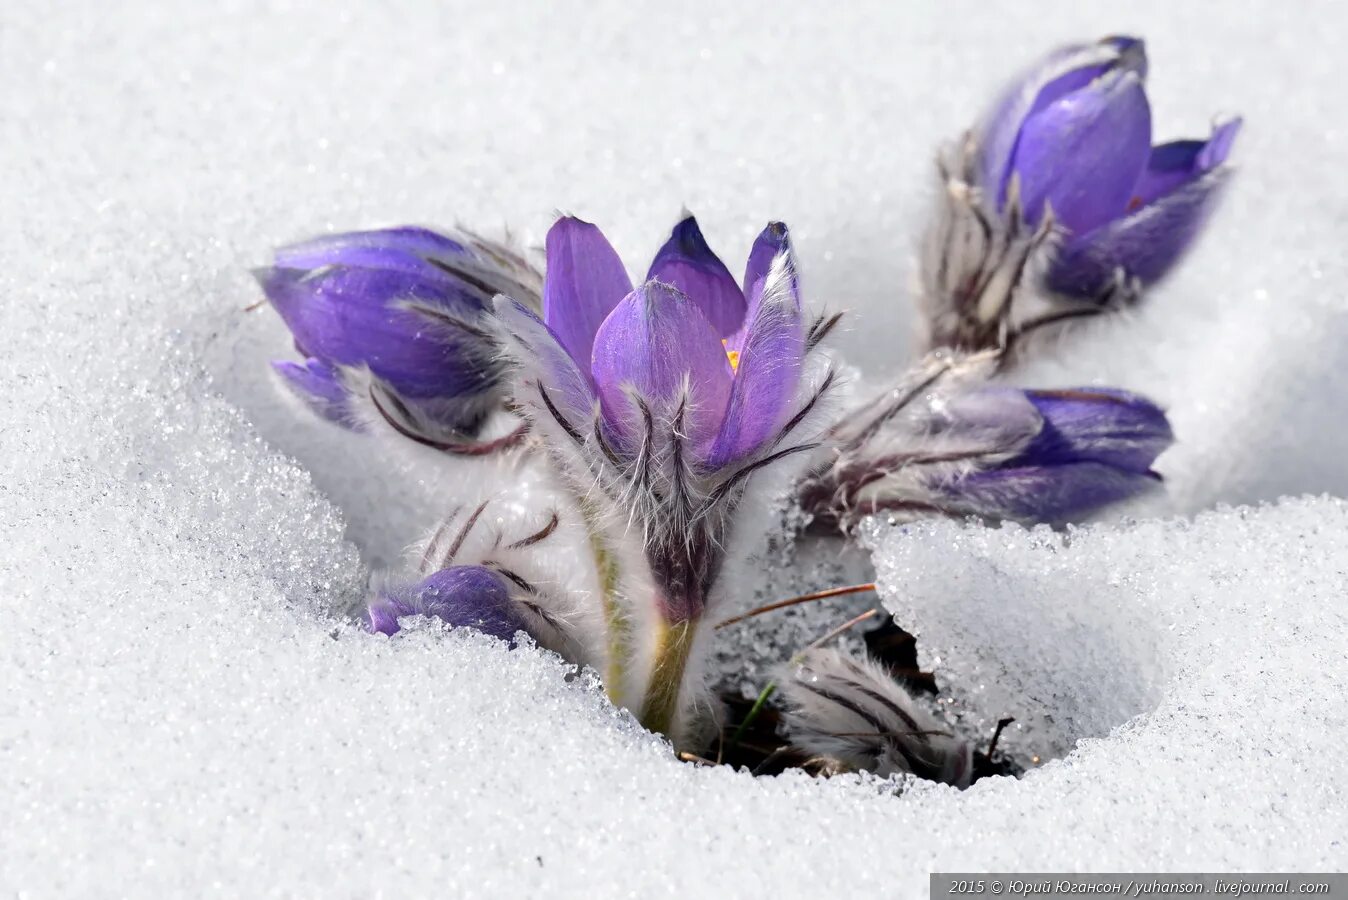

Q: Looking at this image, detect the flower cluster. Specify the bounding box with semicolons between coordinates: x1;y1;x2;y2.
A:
253;35;1237;781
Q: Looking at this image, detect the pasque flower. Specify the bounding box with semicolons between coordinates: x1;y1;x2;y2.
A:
257;226;542;451
799;352;1173;531
922;36;1240;352
493;213;839;745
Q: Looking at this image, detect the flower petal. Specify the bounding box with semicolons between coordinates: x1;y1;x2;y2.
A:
256;265;496;399
1132;117;1242;207
271;358;354;427
542;216;633;373
979;36;1147;202
1019;388;1173;473
1011;69;1152;234
1045;161;1234;296
705;250;804;468
646;214;746;337
727;221;792;355
944;461;1160;522
364;566;524;642
590;282;733;448
274;226;469;271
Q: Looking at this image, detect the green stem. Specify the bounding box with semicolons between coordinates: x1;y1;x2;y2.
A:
638;619;697;739
730;680;778;748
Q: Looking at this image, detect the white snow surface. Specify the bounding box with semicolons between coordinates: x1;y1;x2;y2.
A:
3;1;1348;895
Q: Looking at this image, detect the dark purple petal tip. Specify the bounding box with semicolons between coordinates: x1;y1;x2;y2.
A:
646;214;747;338
364;566;525;642
1045;116;1240;297
953;461;1161;522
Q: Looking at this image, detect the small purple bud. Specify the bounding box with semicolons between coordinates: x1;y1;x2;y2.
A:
364;566;527;643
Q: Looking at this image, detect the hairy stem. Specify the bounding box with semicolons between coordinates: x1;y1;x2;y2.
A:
638;618;698;741
578;497;629;707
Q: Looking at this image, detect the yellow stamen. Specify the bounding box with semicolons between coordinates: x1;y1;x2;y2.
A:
722;339;741;372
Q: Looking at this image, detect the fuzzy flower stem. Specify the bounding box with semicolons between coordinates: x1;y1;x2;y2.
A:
729;607;881;749
638;618;698;737
576;497;630;708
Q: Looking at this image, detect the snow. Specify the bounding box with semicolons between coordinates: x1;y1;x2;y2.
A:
3;0;1347;895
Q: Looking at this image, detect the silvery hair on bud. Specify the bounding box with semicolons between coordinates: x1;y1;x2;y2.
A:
778;647;973;787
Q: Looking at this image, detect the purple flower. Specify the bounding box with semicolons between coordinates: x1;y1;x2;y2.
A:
921;36;1240;352
937;387;1174;521
364;565;526;642
256;226;541;449
493;213;838;741
980;36;1241;300
799;353;1173;530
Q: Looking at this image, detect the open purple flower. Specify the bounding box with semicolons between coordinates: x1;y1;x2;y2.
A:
256;226;541;451
799;353;1173;531
921;36;1240;352
492;213;839;743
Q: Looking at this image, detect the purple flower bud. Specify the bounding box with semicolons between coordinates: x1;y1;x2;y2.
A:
978;36;1240;299
920;37;1240;352
800;355;1173;531
257;226;541;440
364;565;527;643
937;387;1174;521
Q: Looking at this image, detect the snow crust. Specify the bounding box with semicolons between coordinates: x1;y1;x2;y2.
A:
3;0;1347;894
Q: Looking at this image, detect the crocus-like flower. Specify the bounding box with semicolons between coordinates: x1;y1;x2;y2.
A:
256;226;542;452
492;214;839;745
922;36;1240;352
778;648;973;786
799;351;1173;531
